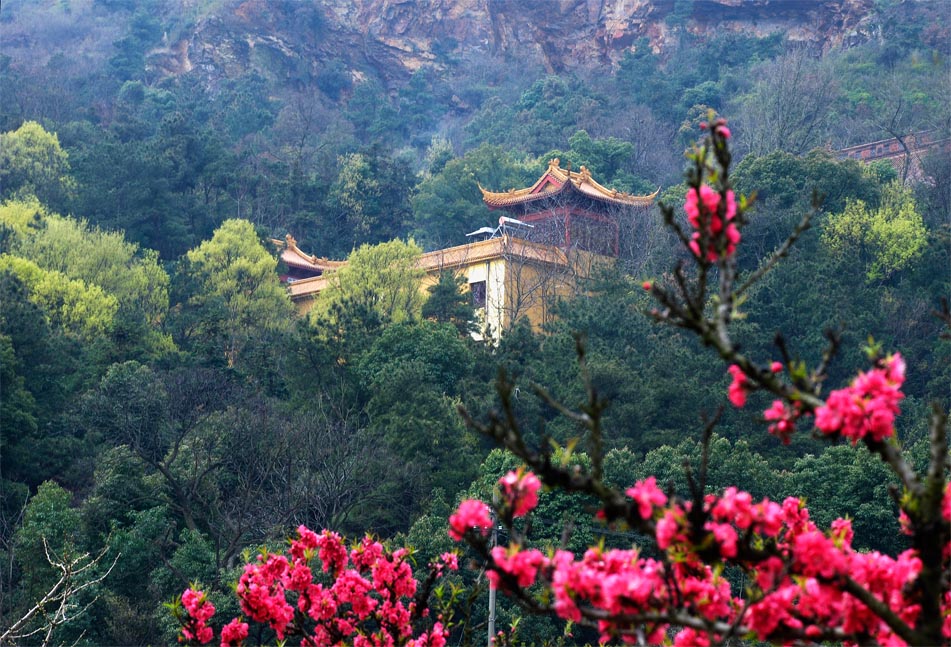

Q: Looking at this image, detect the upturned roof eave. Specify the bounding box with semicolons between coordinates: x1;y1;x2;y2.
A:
480;160;658;209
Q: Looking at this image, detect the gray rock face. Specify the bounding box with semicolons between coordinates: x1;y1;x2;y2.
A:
163;0;876;87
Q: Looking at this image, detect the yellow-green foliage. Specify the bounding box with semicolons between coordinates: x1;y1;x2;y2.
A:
185;219;294;364
0;198;174;354
0;195;47;235
0;254;118;340
0;121;75;204
313;239;425;326
822;181;927;281
0;199;170;326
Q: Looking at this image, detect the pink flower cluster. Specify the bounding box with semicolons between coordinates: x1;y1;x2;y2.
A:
815;353;906;443
727;364;748;407
700;116;732;140
179;587;216;645
450;469;949;646
178;526;451;647
764;399;804;444
487;544;547;589
726;362;782;409
498;468;542;517
448;499;492;540
684;185;740;261
626;476;667;520
220;619;249;647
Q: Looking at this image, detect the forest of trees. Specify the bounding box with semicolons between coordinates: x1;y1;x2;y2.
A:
0;0;949;644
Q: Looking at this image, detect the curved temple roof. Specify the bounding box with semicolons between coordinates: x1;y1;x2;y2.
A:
273;234;347;272
480;158;658;209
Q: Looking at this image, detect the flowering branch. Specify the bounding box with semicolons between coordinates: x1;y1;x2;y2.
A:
173;527;458;647
454;116;950;646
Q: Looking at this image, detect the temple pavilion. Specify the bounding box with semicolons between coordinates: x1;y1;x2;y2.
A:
480;158;657;257
280;160;657;339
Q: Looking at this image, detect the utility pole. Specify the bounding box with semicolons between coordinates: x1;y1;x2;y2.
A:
487;514;497;647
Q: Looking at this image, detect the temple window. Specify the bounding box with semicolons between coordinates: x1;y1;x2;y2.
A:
470;280;486;308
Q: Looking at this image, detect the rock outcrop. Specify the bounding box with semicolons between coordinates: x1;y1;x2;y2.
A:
160;0;877;88
0;0;880;91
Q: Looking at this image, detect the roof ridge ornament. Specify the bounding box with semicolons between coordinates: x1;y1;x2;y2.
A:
481;163;657;208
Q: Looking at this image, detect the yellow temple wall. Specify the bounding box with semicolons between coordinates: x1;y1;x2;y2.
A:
286;238;612;339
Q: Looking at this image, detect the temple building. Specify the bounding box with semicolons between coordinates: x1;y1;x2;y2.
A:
480;158;657;257
281;161;656;339
276;234;346;282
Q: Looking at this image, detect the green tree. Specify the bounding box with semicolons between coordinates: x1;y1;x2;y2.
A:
327;150;415;251
312;239;425;333
0;270;84;495
731;149;881;265
0;254;118;340
0;121;75;211
421;271;477;336
108;9;163;82
543;130;643;191
362;361;477;530
410;144;539;249
179;219;293;367
823;180;928;281
11;482;82;618
1;198;173;357
785;445;901;555
357;321;474;396
464;76;603;155
345;80;402;147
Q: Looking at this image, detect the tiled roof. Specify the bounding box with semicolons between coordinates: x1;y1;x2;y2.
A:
480;159;658;208
272;235;347;272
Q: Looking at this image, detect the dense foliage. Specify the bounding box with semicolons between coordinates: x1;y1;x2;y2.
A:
0;1;948;644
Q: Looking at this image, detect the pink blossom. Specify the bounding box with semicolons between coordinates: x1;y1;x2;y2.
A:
711;118;732;140
448;499;492;541
179;587;216;645
727;364;748;407
815;353;905;443
498;469;542;517
752;498;784;537
684;185;741;259
942;482;951;523
220;618;248;647
943;591;951;639
316;530;348;575
181;588;215;622
792;530;845;579
439;552;458;571
770;361;783;373
684;185;721;228
407;622;448;647
763;399;800;444
673;627;711;646
705;521;738;558
489;545;547;588
626;476;667;519
656;507;686;550
710;487;753;530
350;535;385;572
289;525;318;563
203;527;449;647
830;518;854;548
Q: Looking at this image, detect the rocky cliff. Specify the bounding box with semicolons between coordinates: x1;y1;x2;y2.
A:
166;0;877;87
0;0;880;90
